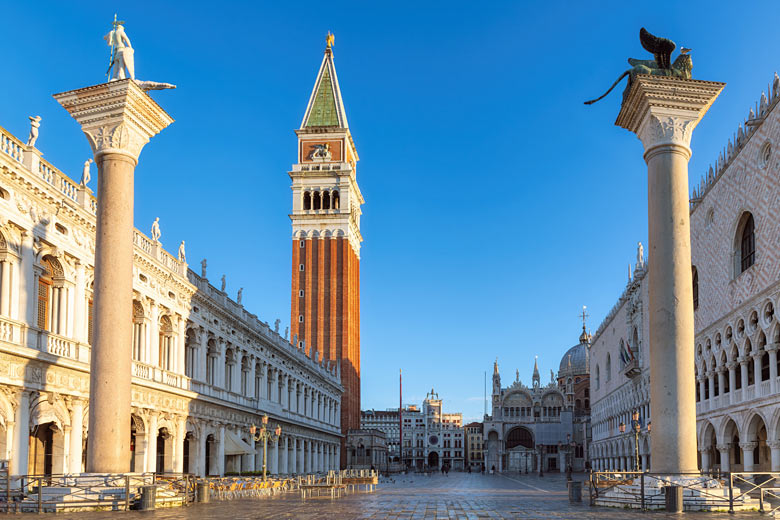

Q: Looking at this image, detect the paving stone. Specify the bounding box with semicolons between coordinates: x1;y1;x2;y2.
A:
56;473;762;519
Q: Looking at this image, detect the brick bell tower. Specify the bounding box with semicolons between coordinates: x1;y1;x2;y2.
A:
289;34;363;467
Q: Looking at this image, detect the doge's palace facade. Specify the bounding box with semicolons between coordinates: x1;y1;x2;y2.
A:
0;118;342;477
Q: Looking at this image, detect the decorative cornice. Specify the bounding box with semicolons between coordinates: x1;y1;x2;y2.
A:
53;79;173;162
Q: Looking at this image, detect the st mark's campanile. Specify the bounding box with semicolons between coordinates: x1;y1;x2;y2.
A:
289;36;363;467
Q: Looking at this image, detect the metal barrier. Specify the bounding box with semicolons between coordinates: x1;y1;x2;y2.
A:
588;470;779;511
0;472;196;513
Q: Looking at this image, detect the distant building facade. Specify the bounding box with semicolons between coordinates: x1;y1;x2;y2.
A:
361;389;464;471
346;429;387;469
589;260;651;471
464;422;484;471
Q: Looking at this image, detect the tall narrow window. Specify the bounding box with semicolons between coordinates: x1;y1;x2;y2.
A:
692;266;699;311
158;316;173;371
739;213;755;273
303;191;311;210
132;300;145;361
606;353;612;381
37;261;52;330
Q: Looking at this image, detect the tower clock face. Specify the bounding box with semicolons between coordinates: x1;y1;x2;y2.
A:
429;435;439;445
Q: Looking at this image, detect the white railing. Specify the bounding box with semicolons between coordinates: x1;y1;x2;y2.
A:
133;361;153;380
0;127;24;163
133;231;154;254
42;331;76;359
760;379;771;396
0;316;20;344
38;158;79;204
744;385;755;401
733;389;742;403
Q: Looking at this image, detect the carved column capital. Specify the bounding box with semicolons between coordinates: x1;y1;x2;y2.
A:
767;440;780;450
615;75;725;158
739;442;758;451
53;79;173;163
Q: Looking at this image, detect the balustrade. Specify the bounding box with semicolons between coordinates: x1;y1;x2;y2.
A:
40;331;77;360
760;379;771;396
0;127;24;163
0;316;20;344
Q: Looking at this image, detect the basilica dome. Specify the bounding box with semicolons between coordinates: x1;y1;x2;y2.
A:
558;329;590;377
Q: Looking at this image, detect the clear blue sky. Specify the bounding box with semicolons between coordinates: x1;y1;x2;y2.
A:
1;2;778;422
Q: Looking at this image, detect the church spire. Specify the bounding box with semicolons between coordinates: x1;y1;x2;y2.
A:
532;356;540;388
300;33;349;129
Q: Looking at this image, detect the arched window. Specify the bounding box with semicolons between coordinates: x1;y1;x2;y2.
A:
254;362;262;399
38;256;66;334
595;364;600;389
241;355;250;394
132;300;145;362
206;339;218;385
158;316;173;371
184;328;197;378
225;348;235;392
322;191;331;209
692;266;699;311
332;190;340;209
737;213;756;273
313;191;321;210
303;191;311;210
606;354;612;381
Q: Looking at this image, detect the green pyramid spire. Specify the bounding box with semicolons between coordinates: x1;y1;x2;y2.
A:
306;66;339;127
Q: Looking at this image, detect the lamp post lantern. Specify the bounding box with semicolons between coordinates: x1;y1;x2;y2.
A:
250;414;282;481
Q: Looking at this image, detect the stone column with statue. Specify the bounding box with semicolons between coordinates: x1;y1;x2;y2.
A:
53;17;175;474
586;28;724;475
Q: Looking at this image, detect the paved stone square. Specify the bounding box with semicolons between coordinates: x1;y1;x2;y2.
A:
59;472;764;519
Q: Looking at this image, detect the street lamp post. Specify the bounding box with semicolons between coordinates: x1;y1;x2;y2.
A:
250;414;282;481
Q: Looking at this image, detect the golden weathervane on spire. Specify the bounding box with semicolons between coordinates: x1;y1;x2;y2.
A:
326;31;335;50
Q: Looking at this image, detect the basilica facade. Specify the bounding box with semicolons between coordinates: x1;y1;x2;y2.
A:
483;333;590;474
0;54;344;478
589;71;780;474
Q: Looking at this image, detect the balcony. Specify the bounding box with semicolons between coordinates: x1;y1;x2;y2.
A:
621;358;641;379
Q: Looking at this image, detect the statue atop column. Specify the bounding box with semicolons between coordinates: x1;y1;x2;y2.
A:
274;319;281;333
105;15;134;81
200;258;207;278
178;240;186;262
104;15;176;91
585;28;692;106
26;116;41;147
80;158;93;186
237;287;243;304
220;275;226;292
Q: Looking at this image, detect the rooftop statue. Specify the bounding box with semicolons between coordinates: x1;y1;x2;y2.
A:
584;28;692;106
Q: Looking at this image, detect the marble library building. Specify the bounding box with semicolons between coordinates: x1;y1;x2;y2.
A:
0;42;364;478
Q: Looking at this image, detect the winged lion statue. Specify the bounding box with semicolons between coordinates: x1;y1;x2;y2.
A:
584;28;692;105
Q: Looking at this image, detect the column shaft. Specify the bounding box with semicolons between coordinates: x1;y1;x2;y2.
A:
646;144;698;473
87;153;135;473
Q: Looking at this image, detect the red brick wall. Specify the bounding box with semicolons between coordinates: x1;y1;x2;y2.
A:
290;237;361;467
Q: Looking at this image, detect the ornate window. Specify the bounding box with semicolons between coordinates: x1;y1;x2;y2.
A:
737;212;756;274
254;362;262;399
606;353;612;382
241;355;250;395
184;328;197;378
132;300;145;361
206;339;218;385
158;315;173;371
224;348;235;392
38;256;65;333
